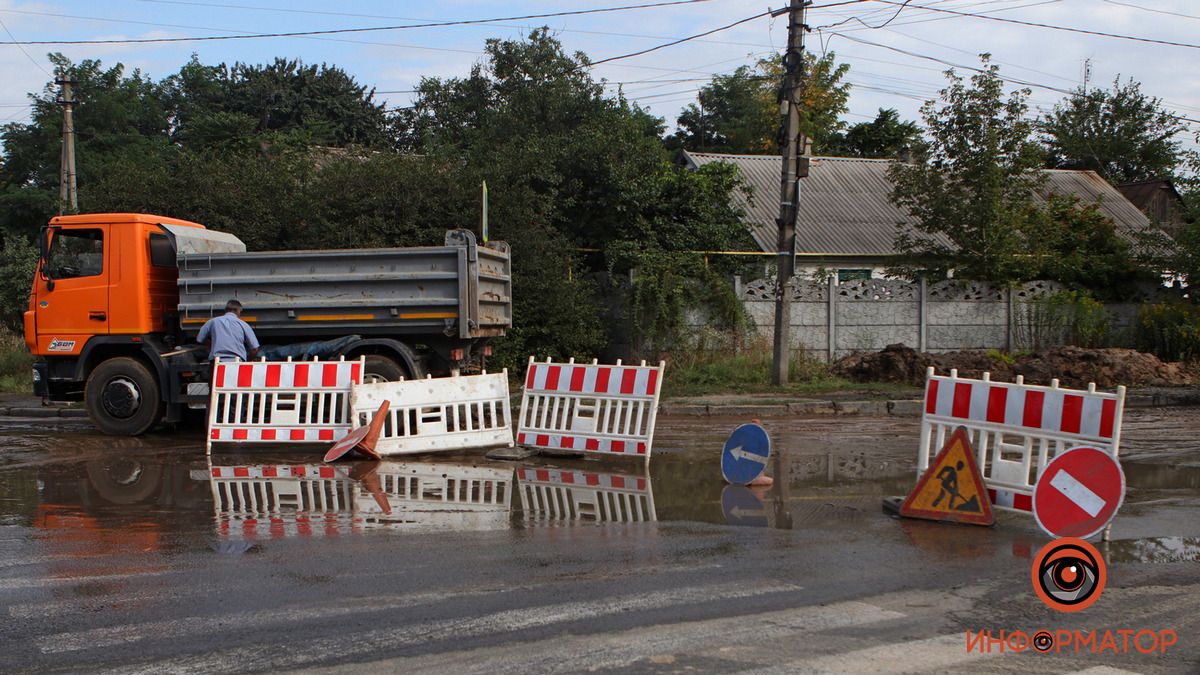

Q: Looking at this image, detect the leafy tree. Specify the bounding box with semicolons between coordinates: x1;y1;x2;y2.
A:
1042;78;1189;185
162;56;390;149
1020;193;1152;294
824;108;920;158
668;53;850;155
0;54;173;228
400;29;751;360
889;57;1046;282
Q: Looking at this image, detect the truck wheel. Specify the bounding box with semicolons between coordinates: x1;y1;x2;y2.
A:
363;355;407;383
86;460;163;504
85;357;165;436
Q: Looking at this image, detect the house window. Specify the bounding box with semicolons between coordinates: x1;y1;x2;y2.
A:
837;269;871;283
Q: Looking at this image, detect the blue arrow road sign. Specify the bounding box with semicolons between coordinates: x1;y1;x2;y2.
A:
722;485;769;527
721;423;771;485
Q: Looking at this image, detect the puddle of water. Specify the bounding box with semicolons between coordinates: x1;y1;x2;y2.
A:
1106;537;1200;564
1;411;1196;550
1123;462;1200;490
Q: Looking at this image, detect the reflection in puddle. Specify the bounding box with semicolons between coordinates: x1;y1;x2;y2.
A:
199;459;657;540
1123;462;1200;490
517;467;655;524
1107;537;1200;564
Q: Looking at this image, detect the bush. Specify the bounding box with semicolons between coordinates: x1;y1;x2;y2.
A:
664;335;836;397
0;328;32;393
0;235;37;332
1135;301;1200;362
1015;290;1110;350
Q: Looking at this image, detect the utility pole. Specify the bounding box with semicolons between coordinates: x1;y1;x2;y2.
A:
771;0;810;385
57;76;78;214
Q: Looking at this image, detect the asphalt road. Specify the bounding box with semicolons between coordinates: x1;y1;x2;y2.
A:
0;409;1197;673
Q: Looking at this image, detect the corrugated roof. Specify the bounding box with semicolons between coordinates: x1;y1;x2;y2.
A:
683;151;1157;257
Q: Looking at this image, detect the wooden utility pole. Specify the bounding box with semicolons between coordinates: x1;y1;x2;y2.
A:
57;77;78;214
771;0;809;385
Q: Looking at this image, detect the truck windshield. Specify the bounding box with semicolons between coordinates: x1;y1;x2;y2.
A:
46;229;104;280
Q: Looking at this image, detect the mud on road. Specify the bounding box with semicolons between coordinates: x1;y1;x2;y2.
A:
0;409;1198;673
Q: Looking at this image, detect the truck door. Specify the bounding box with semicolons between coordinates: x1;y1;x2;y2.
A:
34;226;110;355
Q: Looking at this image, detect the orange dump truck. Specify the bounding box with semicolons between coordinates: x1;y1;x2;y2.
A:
25;213;511;436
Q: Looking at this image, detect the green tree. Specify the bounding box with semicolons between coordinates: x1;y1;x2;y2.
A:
400;29;751;360
0;54;173;230
824;108;920;158
1042;78;1189;185
1020;193;1151;294
162;56;390;149
669;53;851;154
889;56;1046;282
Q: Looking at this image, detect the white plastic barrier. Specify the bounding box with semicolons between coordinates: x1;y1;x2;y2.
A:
517;467;656;523
207;357;364;451
348;372;513;455
516;358;664;462
356;462;512;531
204;460;514;539
919;367;1125;513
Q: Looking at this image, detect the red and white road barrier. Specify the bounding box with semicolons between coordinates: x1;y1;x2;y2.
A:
516;357;664;461
517;467;655;523
206;357;364;451
348;372;514;455
205;460;514;539
919;367;1125;514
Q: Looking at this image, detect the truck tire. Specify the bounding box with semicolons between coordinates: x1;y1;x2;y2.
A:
363;355;407;383
85;357;165;436
86;460;163;504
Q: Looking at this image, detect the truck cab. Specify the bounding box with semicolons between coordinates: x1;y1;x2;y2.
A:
28;214;207;434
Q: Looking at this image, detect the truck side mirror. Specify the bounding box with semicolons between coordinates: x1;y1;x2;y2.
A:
38;226;54;291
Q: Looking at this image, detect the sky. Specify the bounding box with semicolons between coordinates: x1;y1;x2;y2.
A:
0;0;1198;155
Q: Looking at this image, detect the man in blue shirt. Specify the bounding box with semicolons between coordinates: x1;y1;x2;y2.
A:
198;299;260;362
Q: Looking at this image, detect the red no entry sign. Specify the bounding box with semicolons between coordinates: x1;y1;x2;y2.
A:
1033;446;1125;539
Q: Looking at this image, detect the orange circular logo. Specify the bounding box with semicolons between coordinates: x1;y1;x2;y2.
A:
1031;537;1106;612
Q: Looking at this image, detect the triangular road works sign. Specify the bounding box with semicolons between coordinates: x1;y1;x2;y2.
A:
900;427;994;526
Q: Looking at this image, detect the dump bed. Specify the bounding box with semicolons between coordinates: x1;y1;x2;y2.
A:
175;230;511;341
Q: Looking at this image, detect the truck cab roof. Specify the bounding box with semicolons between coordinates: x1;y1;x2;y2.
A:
49;213;207;229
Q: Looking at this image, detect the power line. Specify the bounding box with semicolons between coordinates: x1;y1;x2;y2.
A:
827;30;1200;125
1100;0;1200;21
876;0;1200;49
128;0;787;52
587;10;774;68
0;16;51;77
0;0;720;45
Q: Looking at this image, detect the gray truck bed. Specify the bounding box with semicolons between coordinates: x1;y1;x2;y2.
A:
175;230;511;341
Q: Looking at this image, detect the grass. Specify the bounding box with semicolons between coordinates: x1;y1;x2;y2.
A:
662;339;915;399
0;328;33;394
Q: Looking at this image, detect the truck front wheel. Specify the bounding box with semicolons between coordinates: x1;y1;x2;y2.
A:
85;357;165;436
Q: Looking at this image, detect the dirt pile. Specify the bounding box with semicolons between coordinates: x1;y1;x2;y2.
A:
831;343;1196;389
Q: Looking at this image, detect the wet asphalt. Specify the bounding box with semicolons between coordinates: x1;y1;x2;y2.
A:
0;409;1198;673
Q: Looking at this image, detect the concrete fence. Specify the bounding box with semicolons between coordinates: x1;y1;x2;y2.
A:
735;277;1163;362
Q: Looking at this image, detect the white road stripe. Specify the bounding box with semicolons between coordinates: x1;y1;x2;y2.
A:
0;570;168;590
751;633;997;674
302;600;907;675
116;582;808;673
1050;469;1105;517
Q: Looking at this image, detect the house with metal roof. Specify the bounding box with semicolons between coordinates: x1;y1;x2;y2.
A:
683;150;1160;282
1117;179;1190;231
